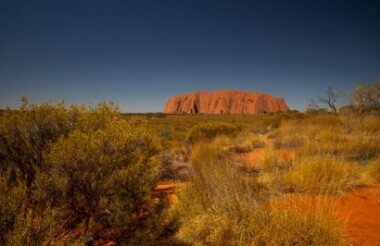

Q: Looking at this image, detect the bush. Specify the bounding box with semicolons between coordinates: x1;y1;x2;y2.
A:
43;120;159;235
0;100;169;244
0;171;26;244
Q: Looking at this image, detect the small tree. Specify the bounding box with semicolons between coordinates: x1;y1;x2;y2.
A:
308;86;341;114
318;86;339;114
0;99;72;204
350;78;380;112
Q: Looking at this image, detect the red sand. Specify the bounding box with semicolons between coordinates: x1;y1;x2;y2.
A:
337;183;380;245
235;142;380;245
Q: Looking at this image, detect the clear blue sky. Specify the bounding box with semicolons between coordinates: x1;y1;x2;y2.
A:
1;0;379;112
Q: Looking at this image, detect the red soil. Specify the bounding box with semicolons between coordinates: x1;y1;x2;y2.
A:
337;183;380;245
269;184;380;245
153;181;185;203
236;144;380;245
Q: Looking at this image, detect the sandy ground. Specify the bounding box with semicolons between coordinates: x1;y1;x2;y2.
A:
156;134;380;245
337;183;380;246
236;142;380;245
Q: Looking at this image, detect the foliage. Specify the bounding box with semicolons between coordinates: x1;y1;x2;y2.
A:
350;78;380;113
0;99;167;244
0;170;26;244
42;120;159;235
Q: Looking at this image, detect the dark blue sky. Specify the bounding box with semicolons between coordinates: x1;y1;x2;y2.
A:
1;0;379;112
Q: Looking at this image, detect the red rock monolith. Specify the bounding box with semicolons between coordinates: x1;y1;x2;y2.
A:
164;90;289;114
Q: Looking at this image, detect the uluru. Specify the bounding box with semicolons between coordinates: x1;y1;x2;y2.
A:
164;90;289;114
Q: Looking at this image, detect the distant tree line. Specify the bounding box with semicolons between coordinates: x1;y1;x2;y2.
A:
308;78;380;114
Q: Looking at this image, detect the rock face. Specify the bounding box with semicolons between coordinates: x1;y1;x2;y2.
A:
164;90;289;114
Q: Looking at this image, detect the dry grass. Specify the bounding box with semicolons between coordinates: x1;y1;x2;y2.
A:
229;132;267;153
367;157;380;181
284;155;364;196
173;113;380;245
174;137;347;245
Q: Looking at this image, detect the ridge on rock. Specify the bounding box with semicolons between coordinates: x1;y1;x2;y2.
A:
163;90;289;114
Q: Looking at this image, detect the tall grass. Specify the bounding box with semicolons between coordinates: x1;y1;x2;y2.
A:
174;138;346;245
275;114;380;163
367;157;380;181
284;155;363;196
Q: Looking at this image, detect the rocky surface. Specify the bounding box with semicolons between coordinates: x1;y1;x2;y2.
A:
163;90;289;114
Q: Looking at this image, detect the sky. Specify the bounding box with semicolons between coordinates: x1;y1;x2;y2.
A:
1;0;379;112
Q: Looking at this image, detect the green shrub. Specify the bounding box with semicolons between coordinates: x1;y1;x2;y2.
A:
0;171;26;244
43;120;159;235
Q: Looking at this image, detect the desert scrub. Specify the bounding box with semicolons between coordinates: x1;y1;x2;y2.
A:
284;155;363;196
175;138;346;245
186;122;240;144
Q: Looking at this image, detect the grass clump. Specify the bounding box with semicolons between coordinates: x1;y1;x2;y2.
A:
284;156;363;196
367;158;380;181
230;133;266;153
186;122;239;144
254;207;346;246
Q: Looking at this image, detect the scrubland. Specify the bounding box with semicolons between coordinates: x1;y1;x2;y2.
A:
167;112;380;246
1;99;380;245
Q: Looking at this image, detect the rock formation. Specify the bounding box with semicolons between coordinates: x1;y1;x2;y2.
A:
163;90;289;114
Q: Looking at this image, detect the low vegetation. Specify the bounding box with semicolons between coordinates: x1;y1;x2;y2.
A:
174;140;347;245
1;80;379;245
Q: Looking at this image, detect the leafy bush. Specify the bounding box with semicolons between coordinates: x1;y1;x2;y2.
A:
42;120;159;236
0;171;26;244
0;100;168;244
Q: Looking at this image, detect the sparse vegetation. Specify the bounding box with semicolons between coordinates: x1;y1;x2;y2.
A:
1;86;380;245
174;138;347;245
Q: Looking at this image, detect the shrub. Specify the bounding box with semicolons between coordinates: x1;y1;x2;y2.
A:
0;170;26;244
43;120;159;235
